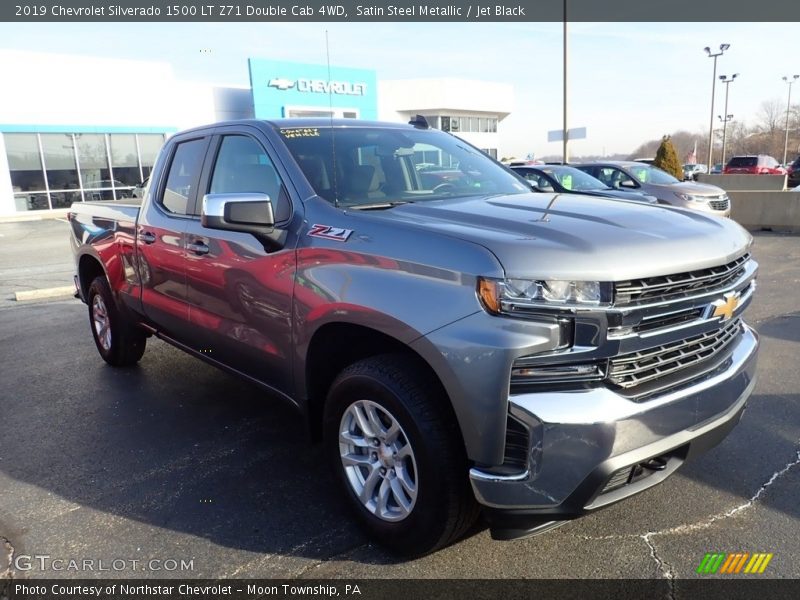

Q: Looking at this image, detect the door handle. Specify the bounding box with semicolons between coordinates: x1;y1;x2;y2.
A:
138;231;156;244
187;241;210;256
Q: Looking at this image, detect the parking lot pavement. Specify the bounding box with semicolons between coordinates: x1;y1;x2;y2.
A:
0;219;74;307
0;233;798;581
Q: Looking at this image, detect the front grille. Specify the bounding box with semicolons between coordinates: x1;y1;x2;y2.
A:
635;307;704;334
708;196;730;211
602;467;635;493
614;254;749;306
607;318;742;389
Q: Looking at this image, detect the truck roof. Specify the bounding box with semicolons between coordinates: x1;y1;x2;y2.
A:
263;118;419;129
175;118;424;136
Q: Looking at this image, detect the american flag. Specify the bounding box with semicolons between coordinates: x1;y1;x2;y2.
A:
686;140;698;165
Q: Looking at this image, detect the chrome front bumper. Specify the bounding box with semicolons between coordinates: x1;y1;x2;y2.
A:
470;323;759;516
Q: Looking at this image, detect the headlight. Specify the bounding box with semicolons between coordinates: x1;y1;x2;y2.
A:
478;277;611;315
676;193;708;202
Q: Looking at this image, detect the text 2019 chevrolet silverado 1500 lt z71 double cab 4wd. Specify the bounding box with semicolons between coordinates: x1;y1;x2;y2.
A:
70;118;758;556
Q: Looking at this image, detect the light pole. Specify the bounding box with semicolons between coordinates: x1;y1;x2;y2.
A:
718;114;734;166
562;0;569;164
718;73;737;166
782;75;799;165
704;44;730;169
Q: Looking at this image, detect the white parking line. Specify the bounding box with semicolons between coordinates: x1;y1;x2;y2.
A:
15;286;75;302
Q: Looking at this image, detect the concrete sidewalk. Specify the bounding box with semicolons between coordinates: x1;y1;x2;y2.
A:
0;219;76;307
0;208;70;223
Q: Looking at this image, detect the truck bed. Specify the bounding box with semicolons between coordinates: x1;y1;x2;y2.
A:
72;199;142;221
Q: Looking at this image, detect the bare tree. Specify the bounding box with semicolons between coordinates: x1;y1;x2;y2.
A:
623;98;800;164
756;99;784;135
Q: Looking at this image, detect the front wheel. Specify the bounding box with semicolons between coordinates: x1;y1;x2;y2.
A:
87;276;146;366
324;354;479;556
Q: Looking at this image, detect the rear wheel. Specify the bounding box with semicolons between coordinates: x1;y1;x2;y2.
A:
87;276;146;366
324;354;479;556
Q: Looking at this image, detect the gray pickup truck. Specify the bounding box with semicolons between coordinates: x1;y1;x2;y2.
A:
69;118;759;556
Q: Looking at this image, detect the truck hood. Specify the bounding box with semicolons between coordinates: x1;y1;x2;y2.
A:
360;192;750;281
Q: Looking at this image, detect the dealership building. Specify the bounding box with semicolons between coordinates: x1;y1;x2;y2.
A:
0;49;513;216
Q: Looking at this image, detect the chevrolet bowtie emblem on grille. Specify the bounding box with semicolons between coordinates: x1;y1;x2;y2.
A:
710;291;741;322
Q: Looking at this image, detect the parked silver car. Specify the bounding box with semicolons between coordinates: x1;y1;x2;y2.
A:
574;161;730;217
682;163;708;181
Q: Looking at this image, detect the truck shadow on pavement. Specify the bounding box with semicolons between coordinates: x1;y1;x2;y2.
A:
1;302;798;573
0;312;413;571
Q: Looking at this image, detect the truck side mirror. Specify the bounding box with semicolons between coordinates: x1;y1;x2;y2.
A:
201;193;275;236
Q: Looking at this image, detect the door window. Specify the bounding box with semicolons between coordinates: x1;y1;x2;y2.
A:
209;135;289;222
161;138;207;215
596;167;636;188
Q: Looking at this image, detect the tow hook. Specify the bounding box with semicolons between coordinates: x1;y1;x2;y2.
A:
640;456;668;472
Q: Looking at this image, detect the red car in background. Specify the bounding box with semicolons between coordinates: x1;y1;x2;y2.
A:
724;154;787;175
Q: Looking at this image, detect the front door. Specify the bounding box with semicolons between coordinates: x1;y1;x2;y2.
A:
182;130;299;395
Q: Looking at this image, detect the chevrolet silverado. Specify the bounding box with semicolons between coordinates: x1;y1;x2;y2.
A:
69;118;759;555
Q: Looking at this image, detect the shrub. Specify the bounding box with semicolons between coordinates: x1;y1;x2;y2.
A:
653;136;683;180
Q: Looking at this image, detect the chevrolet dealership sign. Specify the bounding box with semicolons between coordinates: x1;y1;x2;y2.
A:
249;58;378;119
268;77;368;96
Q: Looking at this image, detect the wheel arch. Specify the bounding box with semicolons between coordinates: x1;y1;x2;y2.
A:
77;252;108;301
303;322;466;455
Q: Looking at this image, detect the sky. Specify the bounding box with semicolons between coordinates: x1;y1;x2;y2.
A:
1;21;797;158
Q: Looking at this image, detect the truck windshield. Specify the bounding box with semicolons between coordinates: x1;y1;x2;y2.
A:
279;125;529;207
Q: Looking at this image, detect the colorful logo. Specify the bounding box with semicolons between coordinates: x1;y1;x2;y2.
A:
697;552;773;574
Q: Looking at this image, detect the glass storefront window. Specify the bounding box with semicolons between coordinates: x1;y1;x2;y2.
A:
41;134;85;208
423;115;439;129
3;130;164;211
76;134;111;190
137;134;165;181
40;133;80;193
110;134;139;196
7;133;48;210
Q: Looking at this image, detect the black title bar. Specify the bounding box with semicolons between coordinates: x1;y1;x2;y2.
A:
2;579;800;600
2;0;800;22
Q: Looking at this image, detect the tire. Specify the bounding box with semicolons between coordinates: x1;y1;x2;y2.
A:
324;354;479;556
87;275;146;366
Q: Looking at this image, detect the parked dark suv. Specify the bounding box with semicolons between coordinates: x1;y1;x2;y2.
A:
724;155;786;175
787;156;800;187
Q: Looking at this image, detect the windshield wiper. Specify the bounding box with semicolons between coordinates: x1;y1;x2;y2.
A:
349;201;414;211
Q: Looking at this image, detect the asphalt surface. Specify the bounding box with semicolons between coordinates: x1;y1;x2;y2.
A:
0;219;74;307
0;223;798;581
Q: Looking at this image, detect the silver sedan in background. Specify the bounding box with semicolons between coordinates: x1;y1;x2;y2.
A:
573;161;731;217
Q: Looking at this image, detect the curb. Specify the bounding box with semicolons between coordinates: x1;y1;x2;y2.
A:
15;286;76;302
0;209;70;223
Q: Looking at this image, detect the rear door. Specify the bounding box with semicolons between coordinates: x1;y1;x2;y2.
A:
137;133;212;339
181;126;299;394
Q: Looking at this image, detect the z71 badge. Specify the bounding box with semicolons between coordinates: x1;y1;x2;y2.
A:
308;224;353;242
